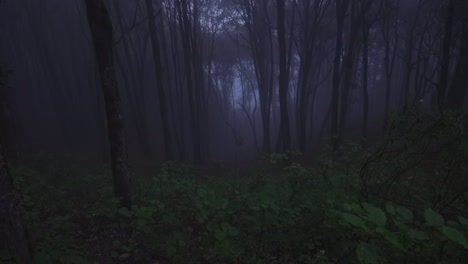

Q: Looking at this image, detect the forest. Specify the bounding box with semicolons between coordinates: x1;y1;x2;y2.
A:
0;0;467;263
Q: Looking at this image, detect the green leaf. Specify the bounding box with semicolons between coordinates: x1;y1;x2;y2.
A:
424;208;444;227
408;229;429;241
376;227;406;251
395;206;413;222
357;242;380;264
366;207;387;227
341;213;372;233
439;226;468;249
228;226;239;237
351;203;364;214
457;216;468;226
118;207;130;217
385;204;396;215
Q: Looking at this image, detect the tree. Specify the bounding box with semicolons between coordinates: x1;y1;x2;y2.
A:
380;0;399;132
145;0;174;160
437;0;456;111
84;0;131;207
447;18;468;109
236;0;275;154
276;0;291;153
331;0;349;153
294;0;330;153
0;67;32;264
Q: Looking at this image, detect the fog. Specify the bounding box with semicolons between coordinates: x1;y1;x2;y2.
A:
0;0;467;162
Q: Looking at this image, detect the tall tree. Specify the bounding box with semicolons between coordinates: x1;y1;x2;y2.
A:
113;0;153;159
85;0;131;207
145;0;174;160
276;0;291;153
294;0;330;153
175;0;206;162
331;0;349;153
0;67;32;264
437;0;456;111
338;0;370;140
380;0;399;133
447;18;468;109
236;0;275;154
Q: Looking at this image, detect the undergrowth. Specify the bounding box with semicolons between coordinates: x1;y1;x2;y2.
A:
0;110;467;263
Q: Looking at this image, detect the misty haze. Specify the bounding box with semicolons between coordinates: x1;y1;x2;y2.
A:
0;0;467;263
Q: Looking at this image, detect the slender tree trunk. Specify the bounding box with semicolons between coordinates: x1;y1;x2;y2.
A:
145;0;173;160
361;24;370;145
113;1;153;159
382;0;399;133
338;2;361;140
276;0;291;153
438;0;456;111
447;23;468;109
85;0;131;207
0;67;32;263
331;0;348;153
0;143;32;264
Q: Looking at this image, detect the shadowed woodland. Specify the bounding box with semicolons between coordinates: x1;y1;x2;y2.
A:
0;0;467;263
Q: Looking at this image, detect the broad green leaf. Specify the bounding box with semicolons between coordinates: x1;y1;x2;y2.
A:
424;208;444;227
376;227;406;251
351;203;364;214
366;207;387;227
228;226;239;237
357;242;380;264
343;203;352;211
408;229;429;241
439;226;468;249
341;213;372;233
457;216;468;226
385;204;396;215
118;207;130;217
396;206;413;222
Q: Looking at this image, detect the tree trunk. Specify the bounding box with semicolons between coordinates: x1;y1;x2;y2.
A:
145;0;174;160
276;0;291;153
85;0;131;207
338;1;361;140
447;23;468;109
0;142;32;264
331;0;348;153
381;0;399;133
361;23;370;145
438;0;456;111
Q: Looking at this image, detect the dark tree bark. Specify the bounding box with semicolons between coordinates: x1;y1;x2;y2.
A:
338;1;366;140
145;0;174;160
447;22;468;109
85;0;131;207
276;0;291;153
361;22;370;144
294;0;329;153
331;0;349;153
0;143;32;264
380;0;399;133
0;68;32;264
401;0;425;112
175;0;205;162
438;0;456;111
237;0;274;154
113;1;153;159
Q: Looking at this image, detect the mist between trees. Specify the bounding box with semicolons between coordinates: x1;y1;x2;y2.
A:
0;0;467;162
1;0;468;263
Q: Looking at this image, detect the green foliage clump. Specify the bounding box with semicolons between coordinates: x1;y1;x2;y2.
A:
5;111;468;263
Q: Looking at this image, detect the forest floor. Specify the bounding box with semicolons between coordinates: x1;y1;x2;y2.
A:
1;111;468;264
